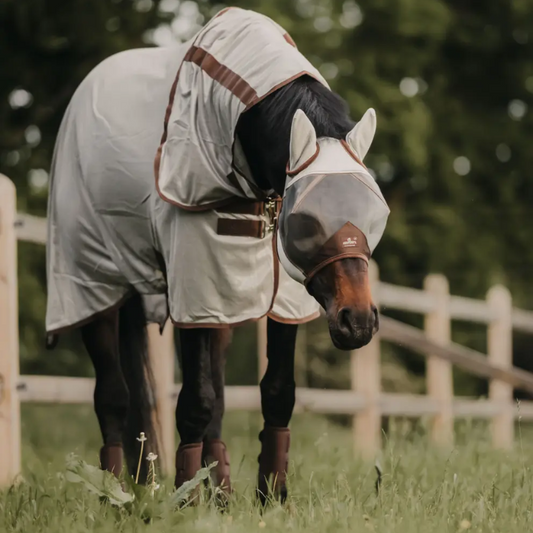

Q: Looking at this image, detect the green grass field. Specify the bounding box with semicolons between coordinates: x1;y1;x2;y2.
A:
2;404;533;532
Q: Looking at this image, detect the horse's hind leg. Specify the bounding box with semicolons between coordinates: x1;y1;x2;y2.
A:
81;310;129;477
203;328;232;494
257;318;298;504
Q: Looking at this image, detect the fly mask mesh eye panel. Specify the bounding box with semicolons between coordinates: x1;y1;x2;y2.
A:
278;172;389;283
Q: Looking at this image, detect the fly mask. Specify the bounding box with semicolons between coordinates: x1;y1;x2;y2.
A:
277;109;390;285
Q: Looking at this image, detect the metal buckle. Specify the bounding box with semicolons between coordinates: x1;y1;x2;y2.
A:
260;220;276;239
264;198;278;236
261;220;268;239
259;197;280;238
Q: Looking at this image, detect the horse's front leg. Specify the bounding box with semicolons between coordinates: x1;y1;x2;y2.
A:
257;318;298;504
203;329;232;493
175;327;220;494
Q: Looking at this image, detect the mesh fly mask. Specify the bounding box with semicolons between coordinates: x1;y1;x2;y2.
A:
277;109;390;285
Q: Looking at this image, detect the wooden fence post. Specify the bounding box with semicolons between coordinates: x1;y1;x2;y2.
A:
147;320;175;475
352;260;381;458
0;175;21;486
424;274;453;447
487;285;513;449
257;317;268;382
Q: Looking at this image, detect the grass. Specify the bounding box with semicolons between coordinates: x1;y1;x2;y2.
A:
2;405;533;532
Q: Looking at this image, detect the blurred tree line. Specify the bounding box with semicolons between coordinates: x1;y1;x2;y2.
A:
2;0;533;396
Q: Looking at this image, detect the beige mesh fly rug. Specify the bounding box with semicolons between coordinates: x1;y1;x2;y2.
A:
45;7;331;334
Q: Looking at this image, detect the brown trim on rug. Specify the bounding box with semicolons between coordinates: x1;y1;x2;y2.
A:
154;57;185;186
286;143;320;176
186;46;258;106
267;310;321;324
268;221;281;312
46;292;134;337
154;181;246;211
304;253;369;287
283;33;297;48
245;70;327;111
214;6;232;18
171;319;236;329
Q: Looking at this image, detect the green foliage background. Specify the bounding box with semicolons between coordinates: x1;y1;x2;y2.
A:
2;0;533;393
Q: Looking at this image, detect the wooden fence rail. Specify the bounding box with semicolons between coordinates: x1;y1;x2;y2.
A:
15;374;533;418
3;173;533;486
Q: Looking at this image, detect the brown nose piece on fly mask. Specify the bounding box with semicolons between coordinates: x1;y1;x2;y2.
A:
304;222;370;284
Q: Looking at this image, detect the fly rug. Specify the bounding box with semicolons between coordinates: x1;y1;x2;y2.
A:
46;6;389;503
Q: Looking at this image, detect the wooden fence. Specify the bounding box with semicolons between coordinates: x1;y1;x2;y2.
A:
3;173;533;485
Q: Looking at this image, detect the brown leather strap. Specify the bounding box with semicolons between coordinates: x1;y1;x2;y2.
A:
175;442;203;503
203;439;232;493
100;443;123;477
217;218;265;238
257;426;290;504
216;199;265;216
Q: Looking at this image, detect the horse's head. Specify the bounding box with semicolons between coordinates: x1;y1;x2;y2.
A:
277;108;389;350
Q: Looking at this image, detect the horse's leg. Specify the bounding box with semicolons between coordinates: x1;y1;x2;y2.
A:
203;329;232;493
81;310;129;477
175;328;216;492
257;318;298;504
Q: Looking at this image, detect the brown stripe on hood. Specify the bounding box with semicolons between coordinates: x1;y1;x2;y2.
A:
154;18;321;194
284;32;297;47
154;61;183;188
184;46;258;106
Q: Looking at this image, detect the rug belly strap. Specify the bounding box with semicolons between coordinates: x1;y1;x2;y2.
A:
217;218;265;238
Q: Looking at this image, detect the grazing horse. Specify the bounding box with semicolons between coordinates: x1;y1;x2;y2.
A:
45;7;389;501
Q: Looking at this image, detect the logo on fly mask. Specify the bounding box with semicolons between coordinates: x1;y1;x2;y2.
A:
318;221;370;262
297;221;371;281
342;236;358;248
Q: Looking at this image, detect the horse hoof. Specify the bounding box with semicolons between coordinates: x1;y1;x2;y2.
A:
257;426;290;505
203;439;232;503
100;443;124;478
175;442;204;504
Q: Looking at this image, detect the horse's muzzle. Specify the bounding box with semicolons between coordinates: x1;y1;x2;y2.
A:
328;305;378;350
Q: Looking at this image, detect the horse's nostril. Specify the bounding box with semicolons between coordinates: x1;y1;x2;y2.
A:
338;307;353;335
337;306;377;335
372;305;379;328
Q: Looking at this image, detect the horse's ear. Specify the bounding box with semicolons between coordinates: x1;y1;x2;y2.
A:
346;108;376;160
289;109;317;173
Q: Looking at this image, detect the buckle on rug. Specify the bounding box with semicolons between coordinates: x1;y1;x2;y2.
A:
263;198;280;237
261;220;272;239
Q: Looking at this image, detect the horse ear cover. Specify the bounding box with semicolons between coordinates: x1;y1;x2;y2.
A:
346;108;376;160
288;109;317;173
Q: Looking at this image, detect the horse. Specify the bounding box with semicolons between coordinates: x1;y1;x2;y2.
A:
45;7;389;502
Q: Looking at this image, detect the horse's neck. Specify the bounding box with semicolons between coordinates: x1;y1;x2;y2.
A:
236;112;289;196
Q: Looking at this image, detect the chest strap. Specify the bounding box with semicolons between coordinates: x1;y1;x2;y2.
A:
216;198;281;238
